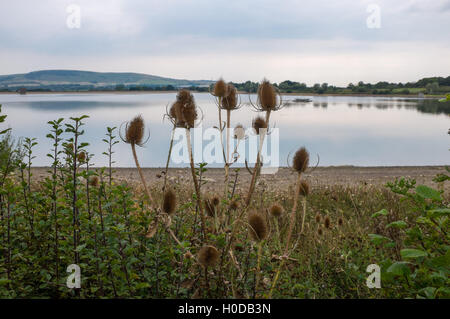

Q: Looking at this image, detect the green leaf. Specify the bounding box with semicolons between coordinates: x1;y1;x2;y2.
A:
75;244;86;252
371;209;388;218
427;208;450;218
368;234;391;245
401;248;428;259
416;185;442;201
387;262;411;276
386;220;407;229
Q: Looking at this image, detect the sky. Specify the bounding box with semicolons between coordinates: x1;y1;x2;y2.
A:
0;0;450;86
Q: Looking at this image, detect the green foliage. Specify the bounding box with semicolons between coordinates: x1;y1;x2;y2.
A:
371;178;449;299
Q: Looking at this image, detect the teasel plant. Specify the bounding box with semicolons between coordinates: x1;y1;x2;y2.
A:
210;79;229;163
248;210;268;298
245;79;284;207
299;180;310;234
268;146;309;299
64;115;89;296
197;245;220;297
218;82;242;199
169;89;207;240
46;118;64;294
120;115;152;205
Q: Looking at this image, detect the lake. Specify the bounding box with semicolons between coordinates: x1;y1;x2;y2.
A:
0;92;449;168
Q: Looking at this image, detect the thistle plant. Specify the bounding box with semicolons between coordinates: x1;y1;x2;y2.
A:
121;115;152;204
245;79;283;207
269;146;309;298
218;82;241;199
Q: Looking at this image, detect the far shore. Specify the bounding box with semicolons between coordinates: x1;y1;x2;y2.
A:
0;90;445;98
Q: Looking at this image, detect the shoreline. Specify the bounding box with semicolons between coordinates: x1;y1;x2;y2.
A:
0;90;444;98
30;165;449;192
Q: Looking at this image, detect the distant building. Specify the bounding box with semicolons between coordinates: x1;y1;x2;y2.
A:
18;87;27;95
418;92;424;99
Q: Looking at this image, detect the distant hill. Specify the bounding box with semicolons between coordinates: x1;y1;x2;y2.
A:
0;70;213;90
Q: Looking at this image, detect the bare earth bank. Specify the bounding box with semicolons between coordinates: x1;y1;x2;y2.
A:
31;166;449;193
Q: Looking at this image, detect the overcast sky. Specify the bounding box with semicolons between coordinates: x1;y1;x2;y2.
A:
1;0;449;86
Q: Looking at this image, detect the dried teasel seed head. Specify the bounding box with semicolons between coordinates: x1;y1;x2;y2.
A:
184;251;193;259
77;151;86;163
248;211;268;242
299;181;310;197
211;195;220;207
125;115;145;145
89;176;99;187
252;116;267;135
222;84;238;110
315;213;321;223
233;124;245;140
198;245;220;268
213;78;228;98
181;101;198;128
204;199;215;217
66;143;74;152
269;203;283;217
338;217;344;227
229;200;239;211
293;147;309;173
257;79;277;111
324;216;331;229
177;89;194;106
163;189;177;215
318;228;323;236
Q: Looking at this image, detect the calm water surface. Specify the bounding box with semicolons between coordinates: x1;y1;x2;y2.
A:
1;93;449;167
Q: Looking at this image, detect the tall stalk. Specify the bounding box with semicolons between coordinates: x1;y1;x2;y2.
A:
185;128;206;239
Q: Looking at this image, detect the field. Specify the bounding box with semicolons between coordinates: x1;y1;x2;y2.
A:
0;80;448;299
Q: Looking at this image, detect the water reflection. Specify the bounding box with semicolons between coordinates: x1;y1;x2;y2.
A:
1;93;448;167
285;97;450;115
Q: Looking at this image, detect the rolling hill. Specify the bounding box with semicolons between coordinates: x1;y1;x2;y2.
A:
0;70;213;90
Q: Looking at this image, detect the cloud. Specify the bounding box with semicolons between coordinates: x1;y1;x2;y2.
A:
0;0;449;84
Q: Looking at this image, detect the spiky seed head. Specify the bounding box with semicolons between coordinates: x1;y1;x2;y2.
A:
257;80;277;111
315;213;321;223
324;216;331;229
293;147;309;173
222;84;238;110
177;89;194;106
214;78;228;97
269;203;283;217
163;189;177;215
338;217;343;227
248;211;268;242
184;251;193;259
229;200;239;210
170;101;187;128
66;143;74;152
204;199;215;217
198;245;220;268
77;151;86;163
89;176;99;187
211;195;220;207
318;228;323;236
299;181;310;197
233;124;245;140
252;116;267;135
125;115;145;145
182;102;198;128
